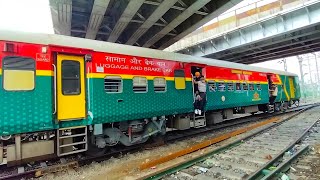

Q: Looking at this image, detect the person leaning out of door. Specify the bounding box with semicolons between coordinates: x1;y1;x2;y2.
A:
269;83;278;104
193;72;201;93
195;76;207;115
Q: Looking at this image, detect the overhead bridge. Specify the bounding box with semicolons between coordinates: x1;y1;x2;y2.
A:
49;0;241;50
165;0;320;64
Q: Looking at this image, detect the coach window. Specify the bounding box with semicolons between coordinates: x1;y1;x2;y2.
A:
133;76;148;93
235;83;241;91
154;77;166;92
218;82;226;92
257;83;262;90
62;60;81;95
104;76;122;93
174;70;186;90
208;80;216;92
227;83;234;91
249;84;254;91
243;83;248;91
3;56;35;91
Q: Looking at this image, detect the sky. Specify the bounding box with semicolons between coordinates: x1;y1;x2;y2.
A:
0;0;318;84
0;0;53;34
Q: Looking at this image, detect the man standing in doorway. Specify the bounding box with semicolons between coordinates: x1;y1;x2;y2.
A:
197;76;207;115
269;83;278;104
193;72;201;93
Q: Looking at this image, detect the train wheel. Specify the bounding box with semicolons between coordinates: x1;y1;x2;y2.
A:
144;135;166;149
86;143;107;157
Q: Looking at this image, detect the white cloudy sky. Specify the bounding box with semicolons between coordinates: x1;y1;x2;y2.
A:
0;0;318;84
0;0;53;34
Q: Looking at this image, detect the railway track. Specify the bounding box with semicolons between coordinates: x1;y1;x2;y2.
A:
146;105;320;180
0;103;316;180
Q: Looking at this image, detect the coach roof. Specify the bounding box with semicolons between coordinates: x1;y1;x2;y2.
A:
0;30;296;76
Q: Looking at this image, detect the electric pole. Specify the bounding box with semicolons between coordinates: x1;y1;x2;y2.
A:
307;55;316;98
283;58;287;72
298;56;306;102
312;52;320;84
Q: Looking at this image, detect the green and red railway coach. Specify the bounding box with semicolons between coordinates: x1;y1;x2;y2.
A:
0;30;300;165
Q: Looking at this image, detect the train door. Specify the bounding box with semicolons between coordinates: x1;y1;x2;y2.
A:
56;54;86;121
267;74;272;89
289;77;295;98
191;66;206;94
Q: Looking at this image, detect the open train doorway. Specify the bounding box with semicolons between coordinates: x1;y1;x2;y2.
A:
191;66;203;94
267;74;273;89
191;65;207;114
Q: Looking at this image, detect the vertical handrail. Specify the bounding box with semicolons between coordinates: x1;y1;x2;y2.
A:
87;66;91;111
52;64;57;115
191;74;195;103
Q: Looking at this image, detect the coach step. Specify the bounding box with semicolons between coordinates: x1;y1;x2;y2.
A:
57;126;88;156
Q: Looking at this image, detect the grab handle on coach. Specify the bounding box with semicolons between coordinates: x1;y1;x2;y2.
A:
52;64;57;115
191;74;195;103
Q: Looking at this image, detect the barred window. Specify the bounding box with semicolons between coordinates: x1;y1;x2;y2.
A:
257;83;262;90
235;83;241;91
218;82;226;91
227;83;234;91
243;83;248;91
104;76;122;93
154;77;166;92
133;76;148;93
3;56;35;91
249;84;254;91
208;80;216;92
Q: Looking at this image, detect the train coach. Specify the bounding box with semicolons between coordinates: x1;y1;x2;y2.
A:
0;30;300;166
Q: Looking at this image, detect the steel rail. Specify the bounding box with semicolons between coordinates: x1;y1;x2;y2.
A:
249;117;320;180
166;104;312;142
261;145;309;180
144;104;315;180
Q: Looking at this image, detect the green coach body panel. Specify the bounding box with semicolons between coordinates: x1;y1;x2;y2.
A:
294;76;301;99
275;75;301;103
0;76;55;135
275;75;289;102
89;78;272;125
0;74;301;135
90;79;194;124
206;84;269;110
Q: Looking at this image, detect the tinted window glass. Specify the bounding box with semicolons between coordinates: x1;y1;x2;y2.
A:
236;83;241;91
3;56;35;91
174;70;186;90
257;84;262;90
174;70;185;77
227;83;234;91
249;84;254;91
243;83;248;91
218;82;226;91
208;81;216;92
62;60;80;95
